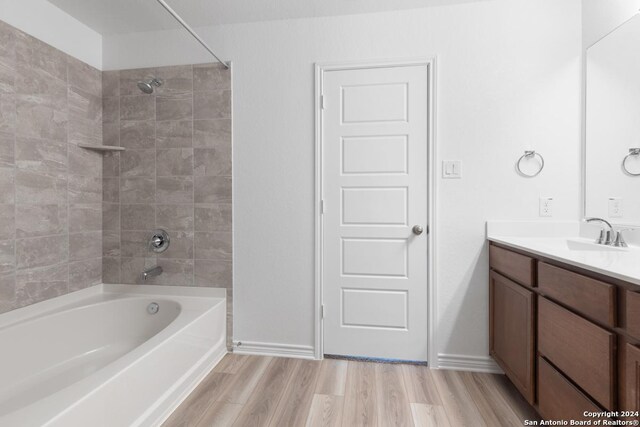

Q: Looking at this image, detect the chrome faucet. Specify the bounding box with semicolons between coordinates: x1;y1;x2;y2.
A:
143;266;163;281
585;218;615;245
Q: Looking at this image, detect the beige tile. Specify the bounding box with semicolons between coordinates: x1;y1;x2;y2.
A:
156;204;193;231
156;120;192;148
121;231;152;258
0;204;14;240
194;204;232;231
15;94;67;142
157;93;192;121
194;90;231;120
121;149;155;177
0;95;16;134
15;170;66;205
16;234;67;269
102;203;120;231
157;176;193;204
148;258;194;286
0;273;16;313
195;176;232;203
103;151;120;177
15;63;67;97
15;32;67;82
102;70;120;98
68;85;102;125
67;56;101;97
15;263;68;308
102;121;119;147
121;203;155;230
15;204;67;238
155;65;193;95
120;177;155;204
103;177;120;203
0;132;14;169
0;22;16;96
156;148;193;176
120;95;155;121
0;168;14;204
194;147;231;176
69;258;101;290
194;259;231;287
68;143;101;176
69;204;101;233
195;231;232;260
68;175;101;204
0;239;15;274
69;231;102;261
102;256;121;284
193;63;231;91
102;96;119;124
102;230;120;257
68;119;101;149
15;136;67;176
158;231;193;259
119;120;155;149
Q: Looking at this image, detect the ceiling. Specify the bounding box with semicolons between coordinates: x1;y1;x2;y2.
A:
47;0;487;35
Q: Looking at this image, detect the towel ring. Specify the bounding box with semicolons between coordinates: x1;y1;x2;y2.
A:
516;150;545;177
622;148;640;176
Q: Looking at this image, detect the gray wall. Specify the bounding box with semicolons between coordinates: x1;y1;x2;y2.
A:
0;20;103;313
101;64;233;344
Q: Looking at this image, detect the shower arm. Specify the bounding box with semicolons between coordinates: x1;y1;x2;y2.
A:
154;0;229;69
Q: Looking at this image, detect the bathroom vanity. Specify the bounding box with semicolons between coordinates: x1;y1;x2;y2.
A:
488;237;640;421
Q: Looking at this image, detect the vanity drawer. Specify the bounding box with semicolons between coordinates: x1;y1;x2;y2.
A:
625;291;640;340
489;245;535;287
538;356;602;421
538;262;616;327
538;297;615;409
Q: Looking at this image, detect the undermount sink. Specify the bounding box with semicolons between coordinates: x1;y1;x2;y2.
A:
565;239;629;252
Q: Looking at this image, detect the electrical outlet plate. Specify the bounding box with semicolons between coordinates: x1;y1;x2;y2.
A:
609;198;623;218
539;197;553;217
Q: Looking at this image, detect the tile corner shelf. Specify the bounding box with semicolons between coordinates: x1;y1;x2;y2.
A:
77;144;126;152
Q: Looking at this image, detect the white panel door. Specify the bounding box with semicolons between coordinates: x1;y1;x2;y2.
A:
322;64;429;361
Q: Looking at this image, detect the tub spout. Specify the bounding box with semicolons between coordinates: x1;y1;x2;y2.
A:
143;266;163;281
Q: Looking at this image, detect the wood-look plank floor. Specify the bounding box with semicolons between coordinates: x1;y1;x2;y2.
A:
163;355;539;427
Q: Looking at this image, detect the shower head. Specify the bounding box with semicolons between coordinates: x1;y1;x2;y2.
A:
137;77;163;94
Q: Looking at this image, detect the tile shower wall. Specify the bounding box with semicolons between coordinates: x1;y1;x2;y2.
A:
101;64;233;343
0;20;103;313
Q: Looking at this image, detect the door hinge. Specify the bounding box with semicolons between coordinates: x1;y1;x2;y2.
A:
320;95;325;110
321;304;325;319
320;200;325;214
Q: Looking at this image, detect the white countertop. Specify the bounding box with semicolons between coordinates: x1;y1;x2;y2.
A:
487;221;640;286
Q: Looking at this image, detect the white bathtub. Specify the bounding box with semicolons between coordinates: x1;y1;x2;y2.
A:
0;284;227;427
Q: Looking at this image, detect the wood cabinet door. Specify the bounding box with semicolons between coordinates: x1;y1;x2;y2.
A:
490;271;535;404
626;344;640;413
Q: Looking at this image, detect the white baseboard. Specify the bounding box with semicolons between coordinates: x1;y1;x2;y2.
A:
437;353;503;374
233;340;316;360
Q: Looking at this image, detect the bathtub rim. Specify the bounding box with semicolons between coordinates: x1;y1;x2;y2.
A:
0;284;227;426
0;284;226;331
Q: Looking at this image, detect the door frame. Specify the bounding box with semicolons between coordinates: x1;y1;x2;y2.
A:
314;57;438;365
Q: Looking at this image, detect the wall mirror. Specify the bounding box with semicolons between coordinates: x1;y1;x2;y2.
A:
585;13;640;226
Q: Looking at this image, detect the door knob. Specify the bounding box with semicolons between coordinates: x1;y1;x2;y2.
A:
412;225;424;235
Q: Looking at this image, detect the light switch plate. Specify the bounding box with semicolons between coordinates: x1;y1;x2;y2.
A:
609;198;623;218
442;161;462;179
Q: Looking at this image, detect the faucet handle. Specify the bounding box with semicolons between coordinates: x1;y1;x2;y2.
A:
613;231;627;248
613;228;636;248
